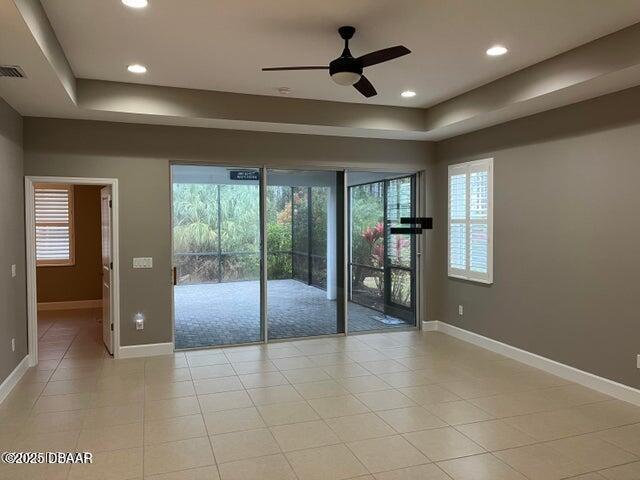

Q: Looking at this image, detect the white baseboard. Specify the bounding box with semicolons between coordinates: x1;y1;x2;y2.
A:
422;320;640;407
38;299;102;311
0;356;30;405
117;342;174;359
422;321;439;331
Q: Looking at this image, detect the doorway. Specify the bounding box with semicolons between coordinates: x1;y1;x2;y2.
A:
266;169;345;340
347;172;417;332
24;177;120;365
171;166;347;349
171;166;420;350
172;165;263;349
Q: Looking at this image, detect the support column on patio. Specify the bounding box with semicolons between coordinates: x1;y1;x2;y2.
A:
326;176;337;300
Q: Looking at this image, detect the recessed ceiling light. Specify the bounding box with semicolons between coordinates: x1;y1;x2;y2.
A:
127;64;147;74
486;45;508;56
122;0;148;8
401;90;416;98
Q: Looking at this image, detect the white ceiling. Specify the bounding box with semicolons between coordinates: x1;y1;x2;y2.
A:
41;0;640;108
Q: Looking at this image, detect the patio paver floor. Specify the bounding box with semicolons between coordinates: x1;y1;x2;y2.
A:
175;279;413;349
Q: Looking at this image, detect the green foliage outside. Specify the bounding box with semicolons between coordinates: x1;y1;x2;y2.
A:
173;183;325;284
172;180;411;310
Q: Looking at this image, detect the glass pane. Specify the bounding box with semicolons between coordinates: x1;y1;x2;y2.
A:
221;253;260;282
350;182;384;268
310;187;328;288
267;169;339;340
351;265;384;311
386;177;413;269
220;184;260;254
348;172;416;332
470;171;488;220
175;254;219;284
266;185;292;281
292;252;308;283
172;165;261;348
390;268;411;307
291;187;309;283
449;223;466;270
450;173;466;220
469;223;488;273
311;255;327;289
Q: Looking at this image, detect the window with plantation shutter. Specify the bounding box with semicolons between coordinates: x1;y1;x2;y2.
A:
448;158;493;283
35;184;75;266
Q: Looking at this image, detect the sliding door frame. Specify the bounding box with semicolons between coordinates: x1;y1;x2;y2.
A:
170;162;266;349
170;162;423;351
265;168;347;341
346;172;422;332
260;167;268;343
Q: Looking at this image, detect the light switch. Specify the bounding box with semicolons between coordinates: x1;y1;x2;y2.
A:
132;257;153;269
11;264;16;278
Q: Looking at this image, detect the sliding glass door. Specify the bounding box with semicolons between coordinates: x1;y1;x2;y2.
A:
172;165;263;348
347;173;417;332
266;169;345;340
171;165;417;350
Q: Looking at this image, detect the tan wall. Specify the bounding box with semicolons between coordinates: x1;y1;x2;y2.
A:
23;119;435;347
20;84;640;390
434;85;640;389
0;97;27;385
36;184;102;303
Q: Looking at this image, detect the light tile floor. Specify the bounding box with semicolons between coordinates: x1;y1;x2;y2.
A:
1;309;639;479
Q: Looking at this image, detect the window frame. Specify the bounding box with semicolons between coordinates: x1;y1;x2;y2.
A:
35;183;76;267
447;158;493;284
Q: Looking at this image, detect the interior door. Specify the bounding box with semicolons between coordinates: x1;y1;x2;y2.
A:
100;186;113;354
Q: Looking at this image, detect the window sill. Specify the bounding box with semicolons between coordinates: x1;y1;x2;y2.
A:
448;273;493;285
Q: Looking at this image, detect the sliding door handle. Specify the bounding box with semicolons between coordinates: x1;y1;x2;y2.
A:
172;267;177;286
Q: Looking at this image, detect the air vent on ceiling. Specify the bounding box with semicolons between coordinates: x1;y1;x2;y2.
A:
0;65;26;78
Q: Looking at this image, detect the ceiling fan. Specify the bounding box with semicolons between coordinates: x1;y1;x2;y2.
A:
262;26;410;98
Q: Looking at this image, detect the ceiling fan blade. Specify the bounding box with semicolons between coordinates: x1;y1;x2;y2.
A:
262;66;328;71
353;75;377;98
357;46;411;67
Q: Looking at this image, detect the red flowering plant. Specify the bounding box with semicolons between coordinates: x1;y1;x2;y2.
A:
362;222;384;266
356;222;383;295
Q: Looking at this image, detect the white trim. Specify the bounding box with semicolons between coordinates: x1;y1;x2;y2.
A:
432;321;640;407
37;299;102;311
0;356;30;405
421;320;438;331
118;342;174;359
25;176;122;363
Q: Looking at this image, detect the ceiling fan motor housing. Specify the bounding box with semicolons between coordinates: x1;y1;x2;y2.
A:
329;57;362;86
330;25;362;86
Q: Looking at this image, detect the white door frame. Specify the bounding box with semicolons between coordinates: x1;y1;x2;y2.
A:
24;176;122;364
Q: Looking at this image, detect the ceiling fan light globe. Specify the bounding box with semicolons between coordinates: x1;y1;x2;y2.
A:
331;71;361;86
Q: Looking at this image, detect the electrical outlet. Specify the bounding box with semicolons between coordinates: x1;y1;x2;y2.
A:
11;338;15;352
11;264;16;278
458;305;464;316
134;313;144;330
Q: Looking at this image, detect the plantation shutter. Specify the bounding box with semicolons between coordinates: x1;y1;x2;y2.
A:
448;159;493;283
35;184;75;266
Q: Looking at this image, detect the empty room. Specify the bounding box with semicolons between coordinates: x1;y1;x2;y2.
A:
1;1;640;479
